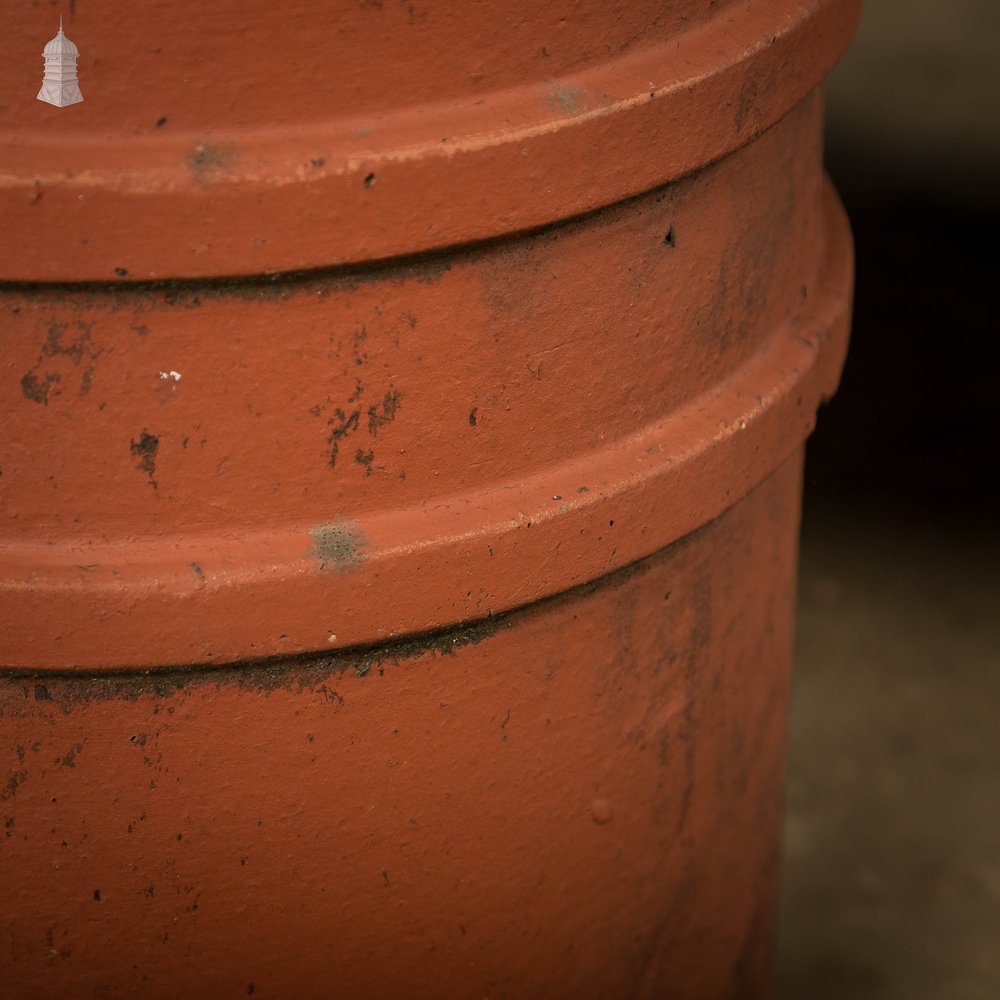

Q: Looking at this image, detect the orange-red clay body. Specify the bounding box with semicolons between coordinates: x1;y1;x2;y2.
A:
0;1;859;996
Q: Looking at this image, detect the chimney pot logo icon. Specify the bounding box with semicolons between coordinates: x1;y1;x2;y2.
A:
38;15;83;107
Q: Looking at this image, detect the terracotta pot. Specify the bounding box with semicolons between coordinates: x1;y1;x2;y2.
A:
0;1;858;996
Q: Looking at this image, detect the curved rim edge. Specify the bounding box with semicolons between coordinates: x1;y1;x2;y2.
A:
0;180;854;671
0;0;862;281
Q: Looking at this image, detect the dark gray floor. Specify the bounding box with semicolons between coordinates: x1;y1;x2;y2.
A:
775;500;1000;1000
778;25;1000;982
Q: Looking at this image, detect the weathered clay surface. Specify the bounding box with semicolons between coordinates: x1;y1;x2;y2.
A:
1;1;859;281
0;97;852;671
0;1;858;994
2;457;802;998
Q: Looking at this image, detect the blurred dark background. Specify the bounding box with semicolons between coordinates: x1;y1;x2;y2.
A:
776;2;1000;997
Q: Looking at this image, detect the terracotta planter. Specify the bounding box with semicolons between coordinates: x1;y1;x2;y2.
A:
1;1;858;996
